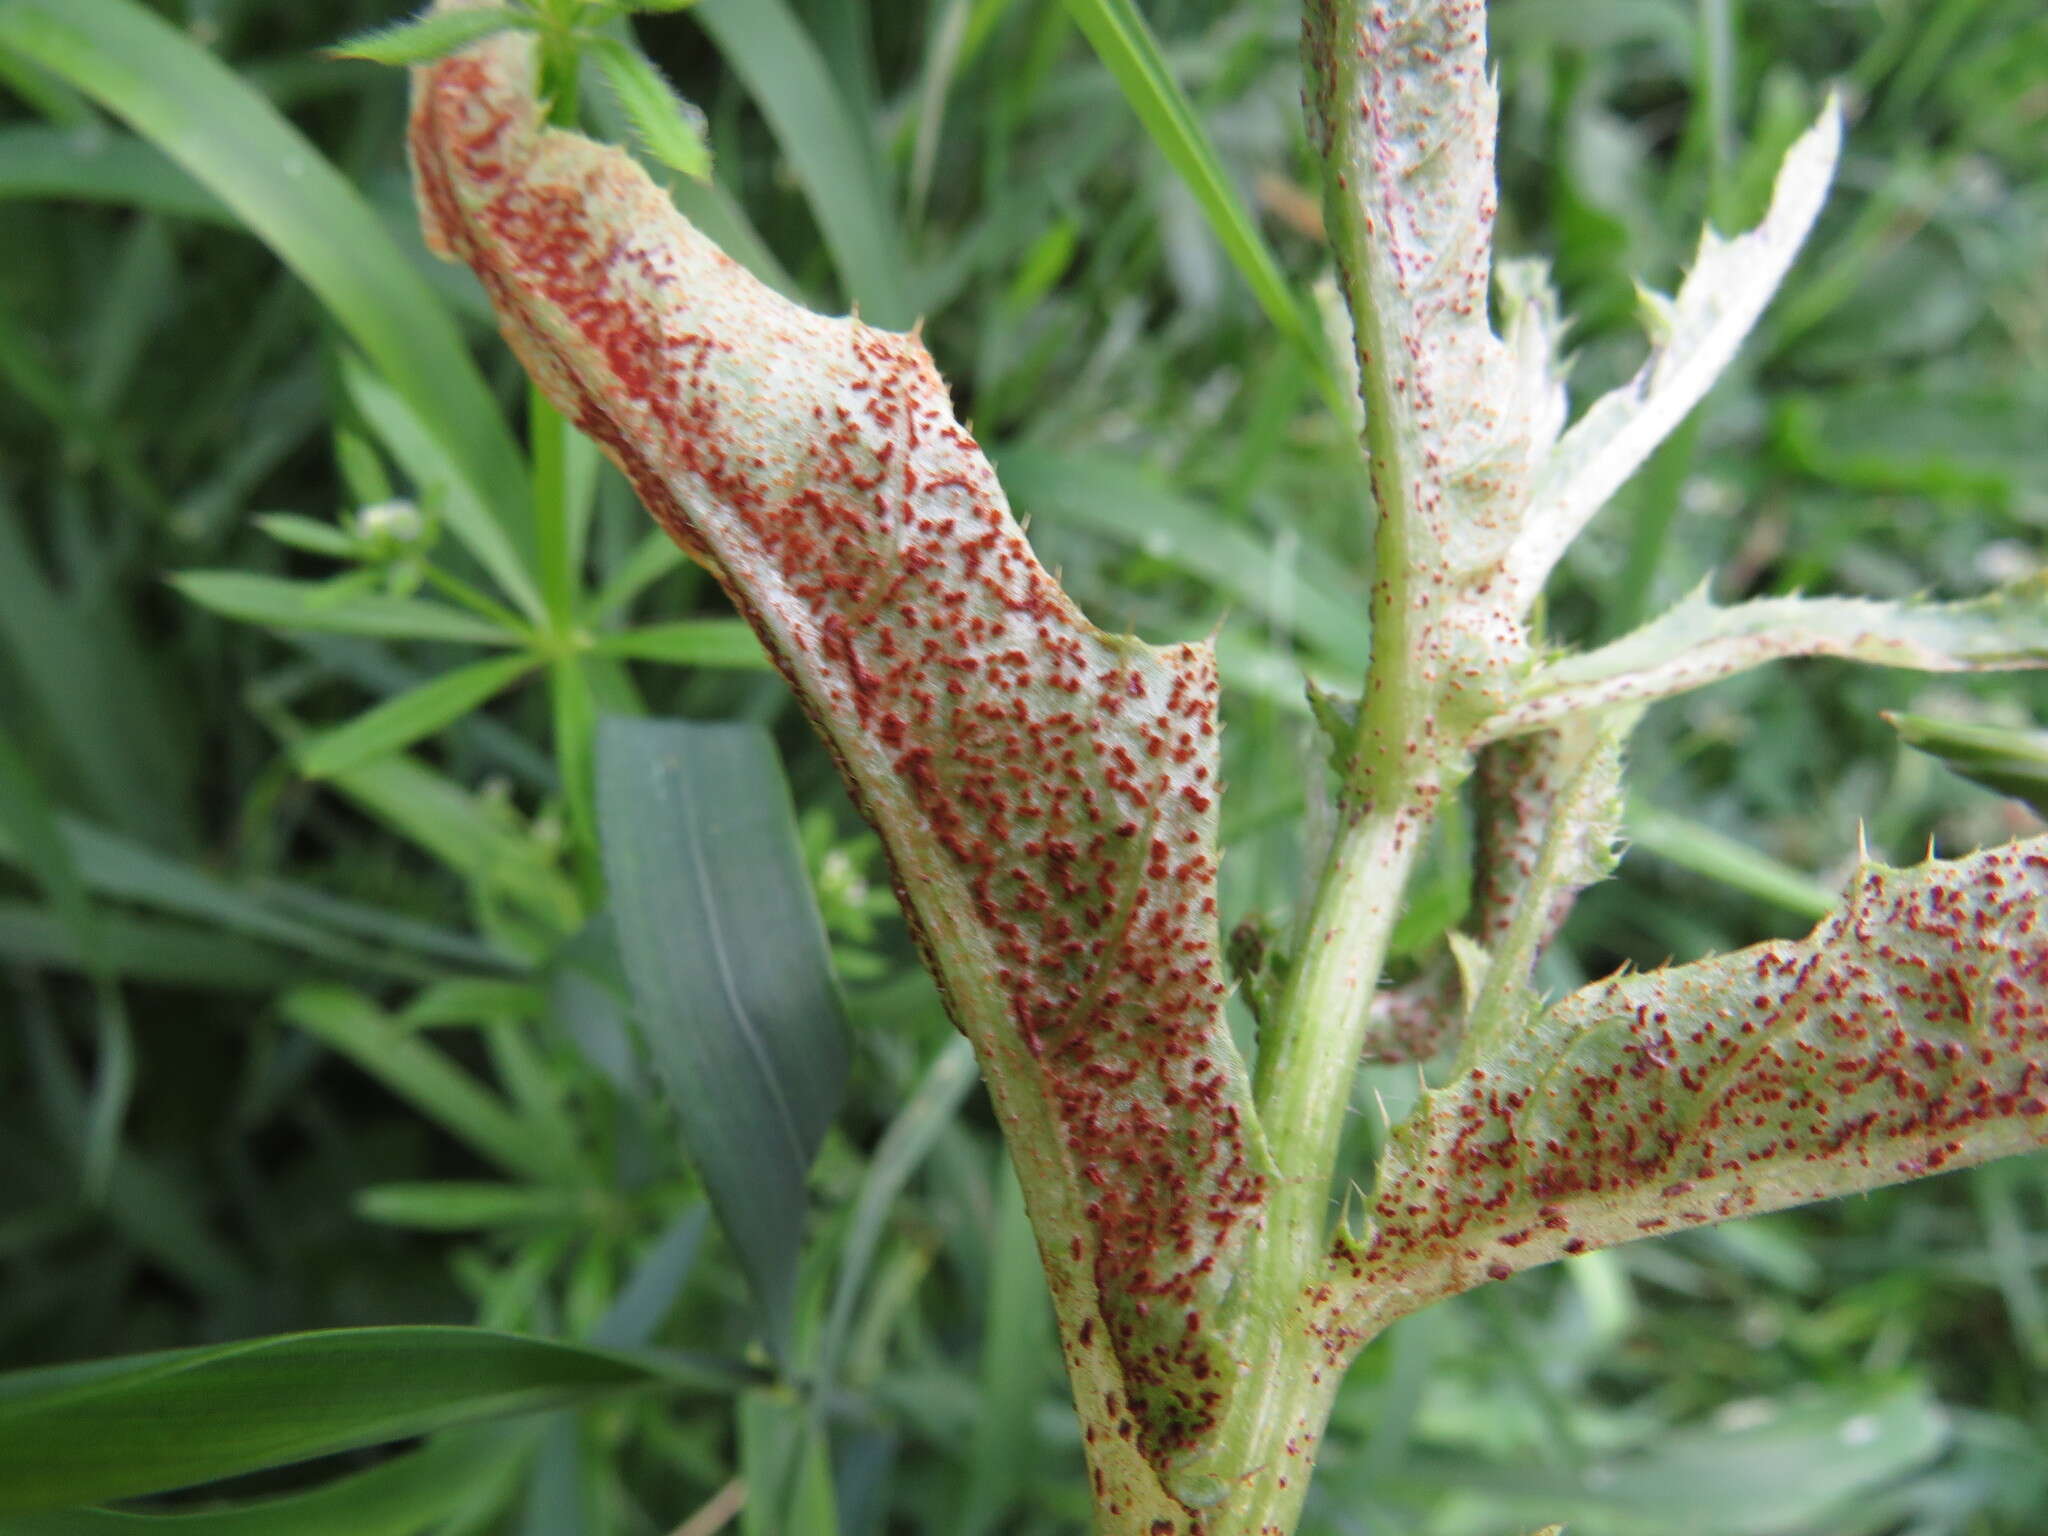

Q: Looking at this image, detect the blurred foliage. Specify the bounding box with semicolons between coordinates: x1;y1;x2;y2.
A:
0;0;2044;1531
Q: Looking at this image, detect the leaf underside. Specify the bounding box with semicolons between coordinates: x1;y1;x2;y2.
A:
1486;576;2048;741
408;8;1269;1500
1348;836;2048;1322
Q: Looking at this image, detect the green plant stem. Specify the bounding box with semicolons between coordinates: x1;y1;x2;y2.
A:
1172;799;1426;1532
531;387;576;627
1256;803;1426;1267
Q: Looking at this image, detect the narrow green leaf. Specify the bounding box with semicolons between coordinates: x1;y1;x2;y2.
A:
281;986;568;1183
0;728;101;984
1351;834;2048;1323
0;492;182;847
819;1036;978;1386
342;356;547;622
253;513;358;560
0;1430;526;1534
1889;711;2048;818
0;0;531;559
355;1181;585;1231
0;904;299;990
583;529;689;623
1626;802;1836;919
738;1391;837;1536
331;8;533;65
0;730;131;1194
314;748;582;951
688;0;912;325
596;717;848;1357
171;571;521;646
1065;0;1328;392
591;1204;707;1350
589;619;767;668
590;37;711;182
398;978;545;1027
0;813;468;981
957;1161;1056;1534
0;1328;662;1516
549;656;600;877
297;653;540;780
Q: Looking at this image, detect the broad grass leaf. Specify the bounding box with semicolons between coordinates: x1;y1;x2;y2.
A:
0;1328;665;1516
595;717;848;1360
0;1430;527;1534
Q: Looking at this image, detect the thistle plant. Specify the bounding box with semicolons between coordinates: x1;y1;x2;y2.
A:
385;0;2048;1530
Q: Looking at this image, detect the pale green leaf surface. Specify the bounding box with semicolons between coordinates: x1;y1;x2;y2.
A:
1483;575;2048;741
1349;835;2048;1324
1306;0;1528;585
1502;103;1842;612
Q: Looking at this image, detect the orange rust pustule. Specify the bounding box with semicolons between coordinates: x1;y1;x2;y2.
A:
1353;838;2048;1306
410;32;1268;1475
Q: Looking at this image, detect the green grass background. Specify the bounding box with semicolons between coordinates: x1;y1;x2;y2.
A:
1;0;2045;1531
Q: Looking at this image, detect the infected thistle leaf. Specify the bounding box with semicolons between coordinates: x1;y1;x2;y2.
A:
407;10;1270;1510
1304;0;1532;582
1345;836;2048;1319
1481;575;2048;743
1501;103;1842;615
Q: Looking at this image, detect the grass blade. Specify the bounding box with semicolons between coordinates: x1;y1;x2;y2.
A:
589;619;768;668
296;653;541;780
0;0;532;570
280;986;568;1184
171;571;523;647
0;1328;662;1516
1062;0;1330;395
0;1430;528;1534
0;124;229;222
689;0;912;326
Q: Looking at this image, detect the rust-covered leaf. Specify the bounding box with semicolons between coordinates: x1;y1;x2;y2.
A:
1347;836;2048;1320
408;11;1269;1509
